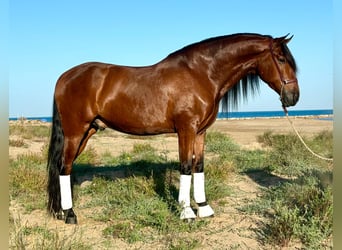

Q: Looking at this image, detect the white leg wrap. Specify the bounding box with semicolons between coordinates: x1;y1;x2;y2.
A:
178;175;196;219
193;172;214;218
180;207;196;220
198;205;215;218
193;172;206;203
59;175;73;210
178;174;192;207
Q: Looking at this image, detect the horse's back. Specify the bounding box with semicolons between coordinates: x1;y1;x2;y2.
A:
55;62;118;92
54;62;177;134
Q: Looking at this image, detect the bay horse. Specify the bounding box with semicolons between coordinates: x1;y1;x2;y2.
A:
47;33;299;224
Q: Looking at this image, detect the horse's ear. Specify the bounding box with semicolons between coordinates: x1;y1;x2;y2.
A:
275;34;293;44
284;34;293;44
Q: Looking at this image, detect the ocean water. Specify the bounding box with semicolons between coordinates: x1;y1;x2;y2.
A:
9;109;333;122
217;109;333;119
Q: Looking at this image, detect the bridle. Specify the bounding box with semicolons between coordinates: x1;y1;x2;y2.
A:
269;39;297;112
269;40;332;162
269;39;297;85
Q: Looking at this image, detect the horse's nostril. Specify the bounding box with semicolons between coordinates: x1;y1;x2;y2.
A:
281;92;299;107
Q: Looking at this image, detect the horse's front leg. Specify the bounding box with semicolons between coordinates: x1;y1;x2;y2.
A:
177;129;197;220
193;132;214;218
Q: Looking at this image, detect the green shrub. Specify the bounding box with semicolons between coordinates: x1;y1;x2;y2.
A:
233;149;268;173
10;124;51;139
9;139;27;147
9;153;47;211
10;217;92;250
74;146;99;165
257;131;332;176
81;175;207;243
206;131;240;155
77;141;233;244
258;172;332;248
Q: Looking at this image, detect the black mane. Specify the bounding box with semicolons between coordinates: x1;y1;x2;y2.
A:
221;74;260;112
281;42;297;73
222;40;297;111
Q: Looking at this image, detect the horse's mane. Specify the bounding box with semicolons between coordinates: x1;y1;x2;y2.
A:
167;33;297;111
221;74;260;112
281;42;297;73
221;41;297;111
167;33;271;58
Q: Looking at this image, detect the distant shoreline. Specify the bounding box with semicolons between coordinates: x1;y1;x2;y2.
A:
9;109;333;123
9;114;333;157
217;114;333;121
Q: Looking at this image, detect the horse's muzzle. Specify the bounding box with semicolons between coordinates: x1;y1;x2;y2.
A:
281;85;300;107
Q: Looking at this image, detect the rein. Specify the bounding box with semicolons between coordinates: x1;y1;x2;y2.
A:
283;110;333;162
269;40;332;162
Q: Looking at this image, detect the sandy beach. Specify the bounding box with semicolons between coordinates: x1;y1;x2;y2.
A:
210;116;333;147
9;116;333;249
9;116;333;160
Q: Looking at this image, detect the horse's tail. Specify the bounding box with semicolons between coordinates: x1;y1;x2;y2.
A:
47;99;64;216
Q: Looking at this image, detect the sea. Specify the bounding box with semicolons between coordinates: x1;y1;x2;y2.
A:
9;109;333;122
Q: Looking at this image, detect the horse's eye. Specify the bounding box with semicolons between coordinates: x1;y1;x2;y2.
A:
278;57;286;64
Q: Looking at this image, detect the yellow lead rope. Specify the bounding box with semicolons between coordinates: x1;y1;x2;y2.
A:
284;111;333;162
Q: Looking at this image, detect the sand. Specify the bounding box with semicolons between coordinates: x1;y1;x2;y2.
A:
8;116;333;249
9;116;333;160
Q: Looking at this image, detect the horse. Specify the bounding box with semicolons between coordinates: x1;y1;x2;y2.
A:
47;33;299;224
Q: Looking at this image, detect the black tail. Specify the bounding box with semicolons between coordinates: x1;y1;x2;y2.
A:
47;99;64;215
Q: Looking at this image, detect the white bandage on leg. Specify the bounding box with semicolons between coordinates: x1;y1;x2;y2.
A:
193;172;214;218
193;172;206;203
178;174;196;219
197;204;215;218
59;175;73;210
178;174;192;207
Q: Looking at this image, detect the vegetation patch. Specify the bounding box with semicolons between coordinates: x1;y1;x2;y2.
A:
9;153;47;211
257;130;332;176
9;139;27;148
243;131;333;248
77;143;217;244
9;123;332;249
9;123;51;140
10;215;92;250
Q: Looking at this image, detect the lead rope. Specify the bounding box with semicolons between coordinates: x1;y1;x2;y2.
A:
283;107;333;162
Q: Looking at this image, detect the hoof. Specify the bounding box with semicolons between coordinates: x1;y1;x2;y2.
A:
55;210;65;220
63;209;78;224
180;206;196;220
197;204;214;218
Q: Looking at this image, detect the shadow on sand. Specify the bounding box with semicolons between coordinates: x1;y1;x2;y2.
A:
244;170;291;188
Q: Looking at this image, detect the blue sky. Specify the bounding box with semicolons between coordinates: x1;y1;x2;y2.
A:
9;1;333;117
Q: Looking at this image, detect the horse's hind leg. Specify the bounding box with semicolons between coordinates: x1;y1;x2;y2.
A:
58;125;97;224
57;136;81;224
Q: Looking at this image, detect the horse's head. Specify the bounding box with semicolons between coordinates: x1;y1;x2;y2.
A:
257;35;299;108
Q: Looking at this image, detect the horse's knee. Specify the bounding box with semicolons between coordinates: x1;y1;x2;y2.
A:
180;160;192;175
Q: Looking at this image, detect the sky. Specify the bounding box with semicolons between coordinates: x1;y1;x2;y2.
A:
9;1;333;117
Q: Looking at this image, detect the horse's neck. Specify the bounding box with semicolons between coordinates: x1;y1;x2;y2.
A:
205;41;266;100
